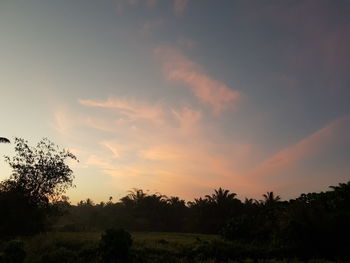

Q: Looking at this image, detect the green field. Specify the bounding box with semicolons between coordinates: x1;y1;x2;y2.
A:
1;232;337;263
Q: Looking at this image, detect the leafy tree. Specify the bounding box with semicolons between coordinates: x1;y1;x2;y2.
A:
0;137;77;237
3;137;77;205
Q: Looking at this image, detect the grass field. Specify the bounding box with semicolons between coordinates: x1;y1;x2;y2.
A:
1;232;337;263
20;231;221;262
25;231;219;246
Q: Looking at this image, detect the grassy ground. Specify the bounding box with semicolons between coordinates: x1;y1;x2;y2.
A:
24;231;219;250
21;231;220;261
1;232;337;263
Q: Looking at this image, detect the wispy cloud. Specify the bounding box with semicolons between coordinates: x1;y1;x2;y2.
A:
244;116;350;195
79;98;164;123
255;116;350;172
155;46;240;114
53;97;350;200
52;95;255;199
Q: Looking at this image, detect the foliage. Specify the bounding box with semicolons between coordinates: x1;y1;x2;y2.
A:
4;137;77;205
99;228;133;263
0;137;77;238
0;240;26;263
51;182;350;261
0;189;45;237
0;232;339;263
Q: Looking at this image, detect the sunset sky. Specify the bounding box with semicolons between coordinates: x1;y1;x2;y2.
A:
1;0;350;203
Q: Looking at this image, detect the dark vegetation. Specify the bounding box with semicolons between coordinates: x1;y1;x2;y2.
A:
0;137;349;262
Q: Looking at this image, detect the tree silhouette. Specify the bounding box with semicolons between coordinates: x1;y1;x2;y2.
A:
4;137;77;205
121;188;147;203
262;191;281;205
205;187;237;205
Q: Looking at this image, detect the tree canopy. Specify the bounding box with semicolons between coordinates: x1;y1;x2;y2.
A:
3;137;77;205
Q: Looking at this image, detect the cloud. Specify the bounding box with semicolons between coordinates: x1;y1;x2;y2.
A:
155;46;240;113
171;107;202;135
52;95;257;200
256;116;350;172
244;116;350;196
53;93;350;201
78;97;204;138
174;0;188;16
79;97;164;123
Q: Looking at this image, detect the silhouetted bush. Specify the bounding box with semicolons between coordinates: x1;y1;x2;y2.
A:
99;228;133;263
0;240;26;263
0;190;46;238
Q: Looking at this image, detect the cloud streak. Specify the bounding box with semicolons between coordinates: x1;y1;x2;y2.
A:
79;98;164;123
255;116;350;173
243;116;350;196
155;46;240;113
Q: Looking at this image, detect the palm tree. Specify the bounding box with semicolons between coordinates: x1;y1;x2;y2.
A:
262;191;281;205
127;188;148;201
244;198;258;206
0;137;10;143
205;187;237;205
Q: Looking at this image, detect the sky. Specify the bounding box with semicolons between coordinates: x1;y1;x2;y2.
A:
1;0;350;203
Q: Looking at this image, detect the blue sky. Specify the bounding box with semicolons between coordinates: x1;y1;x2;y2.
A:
1;0;349;203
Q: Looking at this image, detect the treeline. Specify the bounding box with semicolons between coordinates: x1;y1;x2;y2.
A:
55;182;350;260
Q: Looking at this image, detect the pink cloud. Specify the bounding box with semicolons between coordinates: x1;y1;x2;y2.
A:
171;107;202;135
155;46;240;113
52;96;258;201
174;0;188;16
79;98;164;123
53;93;350;202
257;116;350;172
242;116;350;196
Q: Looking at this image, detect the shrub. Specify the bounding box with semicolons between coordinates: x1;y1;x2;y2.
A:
1;240;26;263
99;228;133;263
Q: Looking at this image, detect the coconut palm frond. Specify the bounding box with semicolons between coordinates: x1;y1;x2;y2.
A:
0;137;10;143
